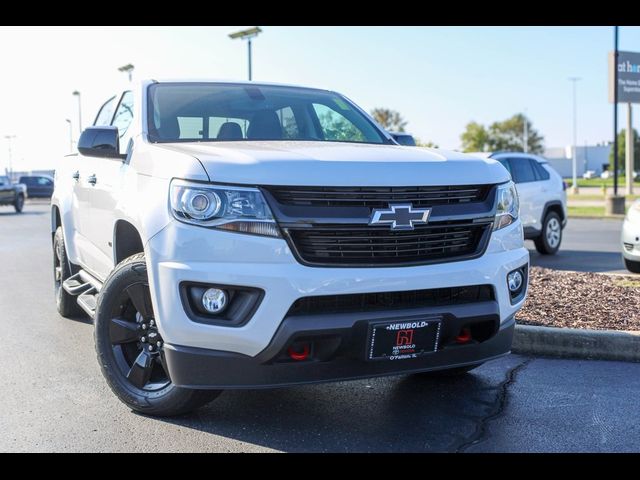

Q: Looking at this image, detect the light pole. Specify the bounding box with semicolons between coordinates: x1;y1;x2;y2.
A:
4;135;16;180
118;63;135;82
523;109;528;153
65;119;73;153
229;27;262;81
613;26;620;197
568;77;581;194
606;25;625;215
72;90;82;136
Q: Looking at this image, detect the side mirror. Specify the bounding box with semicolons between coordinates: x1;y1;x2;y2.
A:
389;132;416;146
78;126;124;159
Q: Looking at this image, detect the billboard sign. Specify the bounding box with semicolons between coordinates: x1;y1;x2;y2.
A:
609;51;640;104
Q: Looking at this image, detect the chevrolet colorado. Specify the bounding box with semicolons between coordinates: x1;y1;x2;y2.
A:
51;80;529;416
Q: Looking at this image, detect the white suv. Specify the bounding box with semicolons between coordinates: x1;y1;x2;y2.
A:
621;200;640;273
470;152;567;255
51;80;529;416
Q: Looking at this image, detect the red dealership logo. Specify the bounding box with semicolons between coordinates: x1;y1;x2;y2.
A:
396;329;414;346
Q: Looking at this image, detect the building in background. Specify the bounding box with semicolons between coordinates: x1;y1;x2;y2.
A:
543;144;612;178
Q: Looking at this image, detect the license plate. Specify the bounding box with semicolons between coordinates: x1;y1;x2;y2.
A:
367;318;441;361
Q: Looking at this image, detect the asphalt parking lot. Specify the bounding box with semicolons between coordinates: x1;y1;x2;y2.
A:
527;217;629;275
1;202;639;452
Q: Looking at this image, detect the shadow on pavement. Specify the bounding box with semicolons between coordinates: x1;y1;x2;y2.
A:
146;366;513;452
529;249;626;273
0;210;47;217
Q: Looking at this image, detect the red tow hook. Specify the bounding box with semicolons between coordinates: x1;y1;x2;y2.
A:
287;343;311;361
455;328;472;344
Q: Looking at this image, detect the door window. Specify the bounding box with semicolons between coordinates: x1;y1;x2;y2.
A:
532;160;551;180
496;158;512;175
508;158;536;183
94;97;117;126
177;117;204;139
276;106;299;139
112;91;134;138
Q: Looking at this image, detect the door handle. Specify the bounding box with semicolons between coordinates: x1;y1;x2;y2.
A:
87;174;97;186
72;171;80;181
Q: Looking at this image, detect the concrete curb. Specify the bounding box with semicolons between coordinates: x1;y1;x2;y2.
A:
513;324;640;362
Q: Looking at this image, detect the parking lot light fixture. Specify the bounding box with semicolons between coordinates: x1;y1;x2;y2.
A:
228;27;262;81
118;64;135;82
72;91;82;136
568;77;581;195
4;135;16;179
65;119;73;153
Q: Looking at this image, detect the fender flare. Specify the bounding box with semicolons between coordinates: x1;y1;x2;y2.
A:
541;200;566;226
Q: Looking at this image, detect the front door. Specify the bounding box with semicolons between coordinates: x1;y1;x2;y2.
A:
72;95;119;276
82;91;135;280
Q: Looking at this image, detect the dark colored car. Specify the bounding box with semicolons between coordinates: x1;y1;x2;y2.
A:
19;175;54;198
388;131;417;146
0;176;26;212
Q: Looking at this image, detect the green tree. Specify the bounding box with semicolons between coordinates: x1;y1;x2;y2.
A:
414;137;439;148
460;114;544;154
370;108;407;132
488;114;544;154
460;121;490;152
609;129;640;171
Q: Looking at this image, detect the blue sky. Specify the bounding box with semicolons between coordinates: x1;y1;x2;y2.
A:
1;26;639;170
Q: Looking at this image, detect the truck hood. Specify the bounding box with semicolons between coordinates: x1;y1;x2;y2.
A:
156;141;509;186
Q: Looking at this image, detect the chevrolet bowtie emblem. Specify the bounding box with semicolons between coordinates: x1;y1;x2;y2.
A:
369;204;431;231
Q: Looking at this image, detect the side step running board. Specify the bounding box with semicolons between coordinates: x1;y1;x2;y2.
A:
77;288;98;318
62;270;103;320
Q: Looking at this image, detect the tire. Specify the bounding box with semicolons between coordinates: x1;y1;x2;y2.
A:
534;211;562;255
53;227;82;317
14;194;24;213
414;363;483;378
624;258;640;273
94;253;221;416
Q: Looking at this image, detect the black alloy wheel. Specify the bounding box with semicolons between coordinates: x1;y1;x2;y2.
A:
95;253;221;416
108;282;171;392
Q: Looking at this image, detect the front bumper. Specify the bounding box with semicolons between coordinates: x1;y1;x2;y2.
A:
146;219;528;357
622;218;640;261
164;311;515;389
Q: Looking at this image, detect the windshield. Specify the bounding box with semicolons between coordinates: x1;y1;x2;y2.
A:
147;83;388;145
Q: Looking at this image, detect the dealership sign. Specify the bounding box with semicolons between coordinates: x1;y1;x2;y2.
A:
609;51;640;104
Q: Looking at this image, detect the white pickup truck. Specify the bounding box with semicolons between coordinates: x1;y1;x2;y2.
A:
51;80;529;416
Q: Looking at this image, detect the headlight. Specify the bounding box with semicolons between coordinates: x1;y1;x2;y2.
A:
170;179;280;237
494;181;519;230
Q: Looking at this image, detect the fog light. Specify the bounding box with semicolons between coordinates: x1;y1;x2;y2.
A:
507;270;524;293
201;288;228;314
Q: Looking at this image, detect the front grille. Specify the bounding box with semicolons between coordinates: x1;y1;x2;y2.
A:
288;285;495;316
286;220;491;266
624;242;634;251
265;185;489;208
